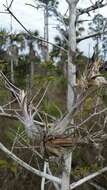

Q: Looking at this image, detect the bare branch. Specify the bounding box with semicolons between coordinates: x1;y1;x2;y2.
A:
51;8;68;32
70;166;107;190
0;142;61;184
0;112;18;119
77;30;107;43
77;0;107;17
76;107;107;129
89;182;106;190
8;0;14;9
32;82;50;118
11;126;20;153
41;162;47;190
2;98;16;108
47;163;60;190
25;3;44;9
0;71;41;138
0;11;9;14
3;4;67;53
11;130;44;159
50;87;98;136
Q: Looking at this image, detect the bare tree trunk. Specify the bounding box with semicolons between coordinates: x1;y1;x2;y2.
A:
41;161;47;190
44;4;49;61
61;1;78;190
11;58;14;83
31;61;34;79
30;61;34;89
67;1;77;110
61;151;72;190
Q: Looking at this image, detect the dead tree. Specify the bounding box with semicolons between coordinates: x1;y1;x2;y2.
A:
1;0;107;190
0;62;107;189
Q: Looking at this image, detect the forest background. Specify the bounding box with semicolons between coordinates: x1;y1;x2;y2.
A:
0;0;107;190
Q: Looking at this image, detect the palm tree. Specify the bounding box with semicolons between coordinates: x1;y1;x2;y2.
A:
0;29;9;67
30;0;58;61
7;32;26;83
24;31;40;90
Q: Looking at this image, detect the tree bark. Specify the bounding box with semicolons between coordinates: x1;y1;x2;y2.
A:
11;58;14;83
29;61;34;91
61;1;78;190
41;161;47;190
61;151;72;190
67;1;77;111
44;4;49;61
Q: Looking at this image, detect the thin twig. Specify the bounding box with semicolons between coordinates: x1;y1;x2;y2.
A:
0;11;9;14
0;142;61;184
77;30;107;43
89;182;106;190
2;98;16;108
32;82;50;118
47;163;60;190
11;126;20;152
70;166;107;190
76;107;107;129
8;0;14;9
77;0;107;17
3;4;67;53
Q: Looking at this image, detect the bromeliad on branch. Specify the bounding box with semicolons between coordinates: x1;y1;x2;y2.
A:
77;57;107;90
0;71;107;159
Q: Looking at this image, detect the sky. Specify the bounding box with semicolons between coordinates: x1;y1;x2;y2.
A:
0;0;107;56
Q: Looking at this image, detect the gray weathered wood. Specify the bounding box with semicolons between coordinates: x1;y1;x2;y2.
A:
61;1;78;190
